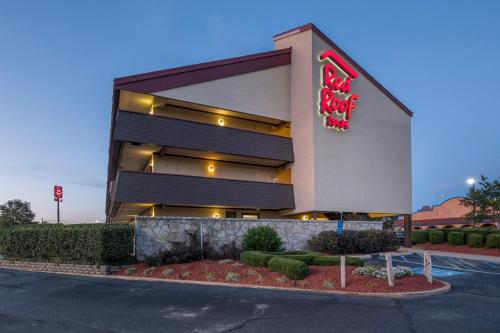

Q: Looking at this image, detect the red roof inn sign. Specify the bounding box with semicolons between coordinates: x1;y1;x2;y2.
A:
318;50;359;131
54;185;63;202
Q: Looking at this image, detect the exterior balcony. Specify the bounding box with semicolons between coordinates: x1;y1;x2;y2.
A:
114;110;294;166
108;171;295;221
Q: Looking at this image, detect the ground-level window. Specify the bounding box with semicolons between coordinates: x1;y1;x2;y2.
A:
225;211;237;218
242;214;259;219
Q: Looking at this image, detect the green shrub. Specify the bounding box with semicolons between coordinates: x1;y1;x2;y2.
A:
0;224;133;264
240;251;273;267
307;230;398;255
412;230;429;244
429;230;444;244
264;250;313;256
242;226;282;252
467;233;484;248
467;234;483;247
448;231;465;245
441;228;457;243
486;234;500;248
267;257;309;280
461;227;490;240
312;256;364;267
279;254;317;265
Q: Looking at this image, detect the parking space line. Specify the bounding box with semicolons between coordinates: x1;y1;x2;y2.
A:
389;259;500;276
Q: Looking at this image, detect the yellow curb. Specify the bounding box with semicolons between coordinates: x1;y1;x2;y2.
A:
102;274;451;299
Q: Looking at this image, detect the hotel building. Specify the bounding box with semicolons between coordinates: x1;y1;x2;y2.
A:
106;24;413;226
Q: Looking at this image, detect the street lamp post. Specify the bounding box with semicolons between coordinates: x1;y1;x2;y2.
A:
466;178;476;226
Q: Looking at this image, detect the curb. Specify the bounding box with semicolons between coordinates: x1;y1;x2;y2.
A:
0;266;451;299
101;274;451;299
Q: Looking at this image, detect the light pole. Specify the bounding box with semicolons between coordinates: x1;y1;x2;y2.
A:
466;178;476;226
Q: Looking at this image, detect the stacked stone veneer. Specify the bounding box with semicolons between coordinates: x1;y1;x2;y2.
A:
135;216;383;261
0;260;108;275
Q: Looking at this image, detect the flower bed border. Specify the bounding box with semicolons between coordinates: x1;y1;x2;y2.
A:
0;260;451;298
0;259;109;275
107;274;451;299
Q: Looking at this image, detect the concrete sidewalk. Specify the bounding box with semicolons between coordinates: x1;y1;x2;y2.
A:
399;247;500;263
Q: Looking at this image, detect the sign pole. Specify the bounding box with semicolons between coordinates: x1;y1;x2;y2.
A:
338;212;344;236
53;185;63;224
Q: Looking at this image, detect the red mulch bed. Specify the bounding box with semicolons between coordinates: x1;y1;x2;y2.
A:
115;260;444;294
416;243;500;257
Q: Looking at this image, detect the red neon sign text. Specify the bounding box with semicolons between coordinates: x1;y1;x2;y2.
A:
318;50;359;131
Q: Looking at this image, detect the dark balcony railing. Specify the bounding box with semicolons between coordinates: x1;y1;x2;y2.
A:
114;111;294;163
113;171;295;210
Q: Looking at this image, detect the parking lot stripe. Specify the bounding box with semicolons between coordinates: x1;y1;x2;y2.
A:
389;258;500;276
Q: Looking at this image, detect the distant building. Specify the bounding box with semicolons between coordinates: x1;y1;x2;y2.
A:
396;197;499;229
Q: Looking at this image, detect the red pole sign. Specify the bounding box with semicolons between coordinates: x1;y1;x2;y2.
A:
54;185;63;202
54;185;63;224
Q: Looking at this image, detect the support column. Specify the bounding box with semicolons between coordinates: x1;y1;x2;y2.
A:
404;214;412;248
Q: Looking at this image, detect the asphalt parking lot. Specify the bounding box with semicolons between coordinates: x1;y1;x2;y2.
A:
0;254;499;333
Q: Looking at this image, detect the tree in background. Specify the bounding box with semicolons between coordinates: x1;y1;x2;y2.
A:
461;175;500;226
0;199;36;227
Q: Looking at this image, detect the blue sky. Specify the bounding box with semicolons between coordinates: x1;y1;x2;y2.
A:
0;0;499;223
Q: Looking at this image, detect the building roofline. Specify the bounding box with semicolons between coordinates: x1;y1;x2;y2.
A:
114;48;291;91
274;23;413;117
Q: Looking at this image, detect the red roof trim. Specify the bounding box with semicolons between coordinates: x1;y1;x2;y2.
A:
274;23;413;117
114;48;291;93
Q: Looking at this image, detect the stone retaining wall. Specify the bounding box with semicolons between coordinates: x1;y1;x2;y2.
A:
0;260;108;275
135;217;383;260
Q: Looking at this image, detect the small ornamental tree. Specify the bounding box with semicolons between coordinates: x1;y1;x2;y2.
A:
0;199;35;227
461;175;500;226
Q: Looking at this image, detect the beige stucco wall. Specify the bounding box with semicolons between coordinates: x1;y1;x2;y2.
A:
153;66;291;121
152;155;291;184
275;28;412;214
311;33;412;214
275;30;316;214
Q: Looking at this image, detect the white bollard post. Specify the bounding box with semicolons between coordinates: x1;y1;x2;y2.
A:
386;253;395;287
200;221;204;260
340;256;346;288
424;251;433;284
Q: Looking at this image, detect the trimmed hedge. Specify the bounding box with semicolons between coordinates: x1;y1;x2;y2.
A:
308;230;398;255
0;224;133;265
461;227;493;240
429;230;444;244
240;250;365;268
486;234;500;248
242;226;282;252
240;251;273;267
441;228;457;243
412;230;429;244
448;231;465;245
279;254;317;265
467;233;483;248
312;256;364;267
268;257;309;280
